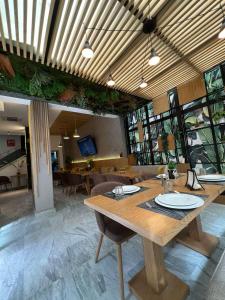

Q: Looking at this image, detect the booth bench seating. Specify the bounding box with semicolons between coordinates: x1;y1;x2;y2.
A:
207;251;225;300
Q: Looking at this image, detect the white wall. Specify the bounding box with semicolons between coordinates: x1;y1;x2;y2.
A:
0;135;21;158
64;116;127;161
0;156;27;176
50;135;64;168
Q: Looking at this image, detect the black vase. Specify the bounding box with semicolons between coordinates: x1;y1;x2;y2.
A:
168;169;175;179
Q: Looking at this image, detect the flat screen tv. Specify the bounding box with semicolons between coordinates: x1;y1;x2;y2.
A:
77;135;97;157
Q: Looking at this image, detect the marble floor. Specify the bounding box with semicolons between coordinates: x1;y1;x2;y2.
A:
0;187;225;300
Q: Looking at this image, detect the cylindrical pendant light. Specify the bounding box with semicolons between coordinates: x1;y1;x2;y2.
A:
218;18;225;39
73;119;80;138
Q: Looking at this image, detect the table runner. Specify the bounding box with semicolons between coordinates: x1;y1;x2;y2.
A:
138;192;208;220
104;186;149;201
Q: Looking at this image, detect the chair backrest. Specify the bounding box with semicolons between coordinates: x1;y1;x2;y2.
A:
105;174;131;185
90;173;106;186
91;181;124;233
60;173;70;186
67;173;82;185
0;176;10;184
53;172;61;181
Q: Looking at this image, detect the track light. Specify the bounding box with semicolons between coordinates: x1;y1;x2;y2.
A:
149;48;160;66
82;40;94;58
218;18;225;39
139;77;148;88
106;74;115;86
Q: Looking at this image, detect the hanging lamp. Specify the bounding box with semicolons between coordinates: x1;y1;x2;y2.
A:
58;136;63;148
106;74;115;86
82;40;94;58
73;119;80;138
139;77;148;88
63;128;70;140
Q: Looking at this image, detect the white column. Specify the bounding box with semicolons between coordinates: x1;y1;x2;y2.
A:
29;101;54;213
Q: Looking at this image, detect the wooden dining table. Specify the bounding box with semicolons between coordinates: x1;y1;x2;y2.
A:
84;175;225;300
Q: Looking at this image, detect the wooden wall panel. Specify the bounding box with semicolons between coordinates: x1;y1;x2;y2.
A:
152;93;169;115
177;76;206;105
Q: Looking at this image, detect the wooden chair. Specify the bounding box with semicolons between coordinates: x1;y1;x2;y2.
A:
91;182;136;300
90;173;106;186
105;174;131;185
67;174;88;196
0;176;12;191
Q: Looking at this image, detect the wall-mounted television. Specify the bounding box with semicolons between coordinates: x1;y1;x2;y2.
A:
77;135;97;157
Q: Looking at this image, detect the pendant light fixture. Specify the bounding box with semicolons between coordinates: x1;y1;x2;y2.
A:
106;74;115;86
218;1;225;39
149;48;160;65
139;36;149;89
73;119;80;138
148;31;160;66
82;40;94;58
63;128;70;140
58;135;63;148
58;140;63;148
139;77;148;88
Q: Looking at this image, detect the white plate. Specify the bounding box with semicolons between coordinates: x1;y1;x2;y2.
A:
156;174;167;179
155;195;204;210
112;185;140;194
198;174;225;182
156;193;199;206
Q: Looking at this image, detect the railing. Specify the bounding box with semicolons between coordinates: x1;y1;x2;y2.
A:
0;146;21;160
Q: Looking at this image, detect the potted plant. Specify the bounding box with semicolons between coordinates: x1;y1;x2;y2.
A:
86;158;94;170
167;160;177;179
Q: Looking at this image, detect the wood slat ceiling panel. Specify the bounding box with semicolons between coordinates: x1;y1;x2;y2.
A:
0;0;224;103
189;39;225;71
0;0;54;60
136;62;198;99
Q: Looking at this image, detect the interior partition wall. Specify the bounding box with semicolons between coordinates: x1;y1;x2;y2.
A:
126;62;225;174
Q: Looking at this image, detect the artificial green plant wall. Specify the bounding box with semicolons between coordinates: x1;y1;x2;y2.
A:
0;52;145;114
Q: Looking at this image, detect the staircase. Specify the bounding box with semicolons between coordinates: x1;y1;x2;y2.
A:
0;149;26;169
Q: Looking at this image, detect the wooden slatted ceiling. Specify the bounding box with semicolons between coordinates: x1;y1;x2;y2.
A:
0;0;224;102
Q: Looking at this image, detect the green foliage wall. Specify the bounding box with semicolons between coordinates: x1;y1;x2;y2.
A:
0;53;145;115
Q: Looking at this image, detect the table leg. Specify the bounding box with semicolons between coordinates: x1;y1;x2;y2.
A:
176;216;219;257
86;175;91;195
129;238;189;300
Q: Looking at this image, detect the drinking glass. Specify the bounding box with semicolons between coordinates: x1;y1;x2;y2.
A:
114;186;124;198
199;168;206;175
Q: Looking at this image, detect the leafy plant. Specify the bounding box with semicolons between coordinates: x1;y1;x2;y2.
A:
212;111;225;123
168;160;176;170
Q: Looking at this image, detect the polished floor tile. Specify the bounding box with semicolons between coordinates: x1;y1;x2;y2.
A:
0;187;225;299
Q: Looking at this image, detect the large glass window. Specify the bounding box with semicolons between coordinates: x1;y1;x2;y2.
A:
126;63;225;172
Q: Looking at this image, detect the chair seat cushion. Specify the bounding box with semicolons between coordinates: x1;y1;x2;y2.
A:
104;218;135;243
207;251;225;300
